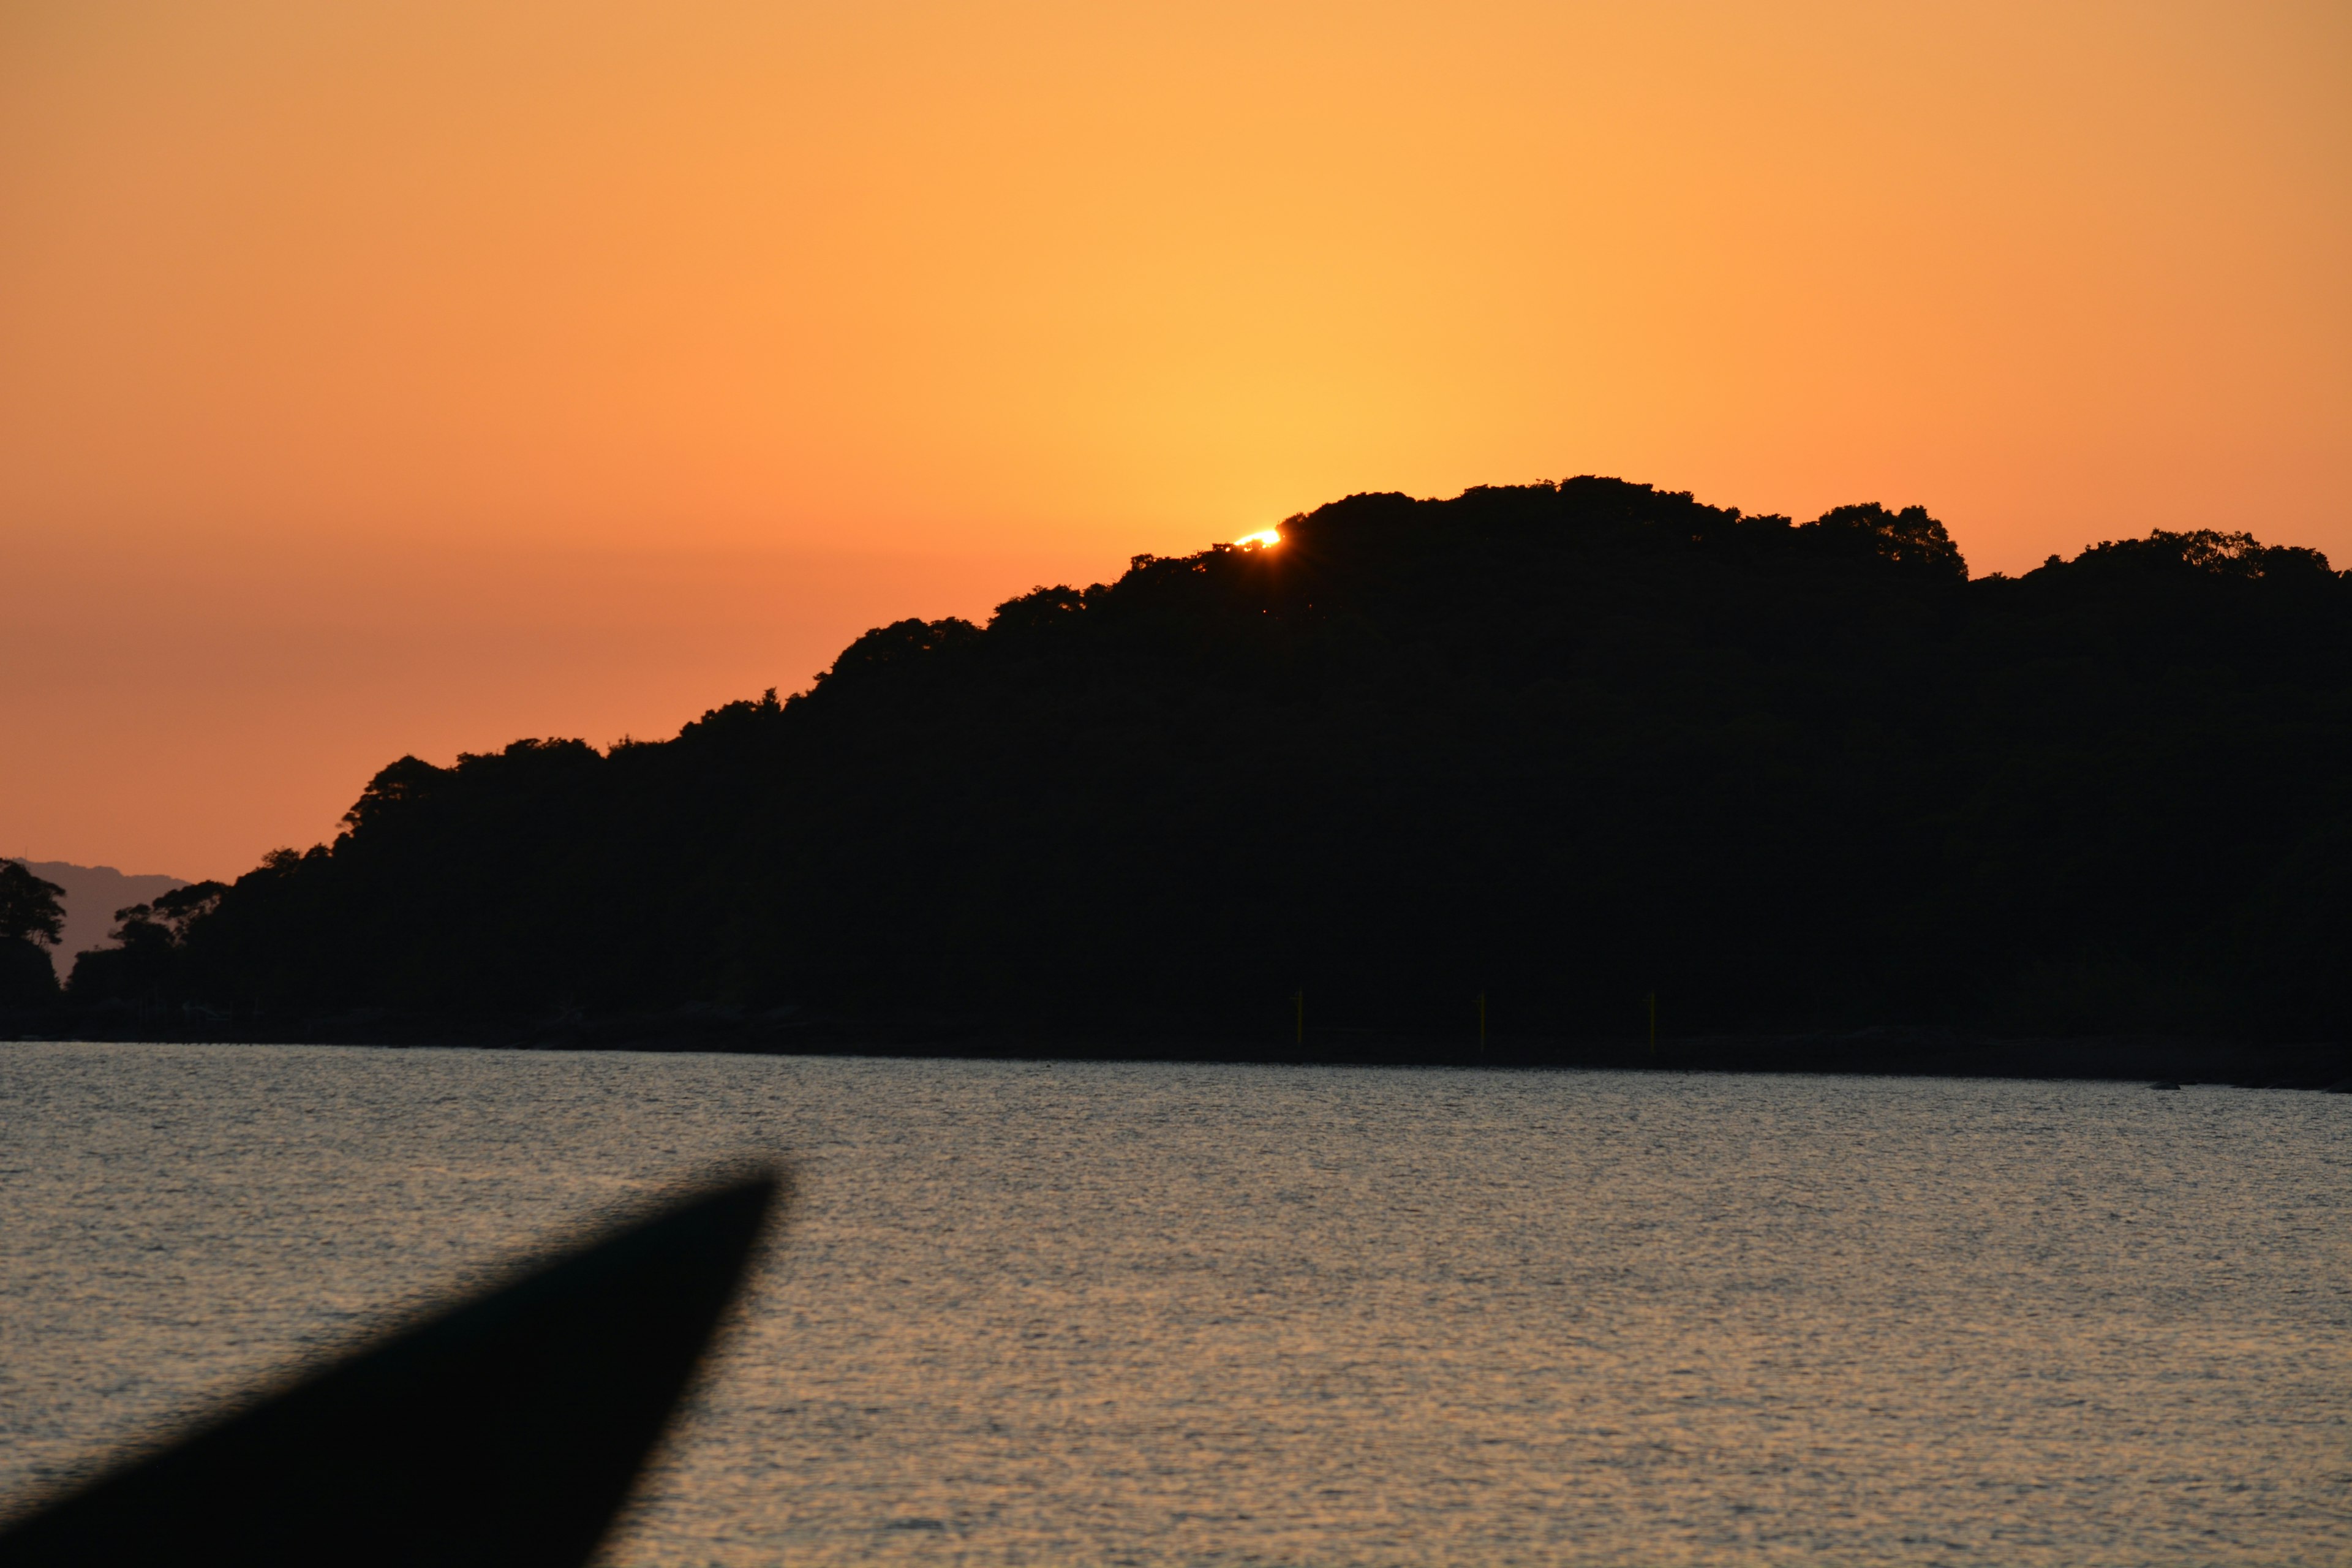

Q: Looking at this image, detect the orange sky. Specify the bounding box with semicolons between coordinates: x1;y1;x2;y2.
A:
4;0;2348;881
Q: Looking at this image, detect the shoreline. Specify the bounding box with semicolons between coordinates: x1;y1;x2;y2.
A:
7;1009;2346;1090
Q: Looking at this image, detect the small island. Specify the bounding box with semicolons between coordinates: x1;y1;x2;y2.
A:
12;478;2350;1085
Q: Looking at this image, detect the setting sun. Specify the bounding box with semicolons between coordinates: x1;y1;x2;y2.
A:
2;7;2347;1557
2;0;2345;886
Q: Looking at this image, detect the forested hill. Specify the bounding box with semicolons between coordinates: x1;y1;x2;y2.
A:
59;478;2352;1049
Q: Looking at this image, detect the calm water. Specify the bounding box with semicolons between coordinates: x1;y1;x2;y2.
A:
0;1044;2344;1564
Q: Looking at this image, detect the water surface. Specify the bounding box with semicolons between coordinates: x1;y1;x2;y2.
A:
0;1044;2343;1564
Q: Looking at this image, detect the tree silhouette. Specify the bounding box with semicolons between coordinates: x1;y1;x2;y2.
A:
66;881;227;1007
66;478;2350;1049
0;861;66;1008
0;861;66;947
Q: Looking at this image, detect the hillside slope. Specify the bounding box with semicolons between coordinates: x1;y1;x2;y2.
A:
66;479;2352;1046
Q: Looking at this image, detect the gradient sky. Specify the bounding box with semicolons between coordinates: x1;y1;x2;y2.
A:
4;0;2347;881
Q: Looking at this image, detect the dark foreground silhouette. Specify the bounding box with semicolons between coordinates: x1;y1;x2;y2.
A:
23;479;2352;1080
0;1175;779;1568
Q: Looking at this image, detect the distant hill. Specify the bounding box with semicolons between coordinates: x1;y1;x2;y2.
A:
51;478;2352;1051
10;861;186;978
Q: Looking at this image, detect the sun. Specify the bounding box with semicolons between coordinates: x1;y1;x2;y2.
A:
1234;529;1282;549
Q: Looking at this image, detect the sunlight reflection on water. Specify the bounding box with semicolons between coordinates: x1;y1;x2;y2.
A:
0;1044;2344;1564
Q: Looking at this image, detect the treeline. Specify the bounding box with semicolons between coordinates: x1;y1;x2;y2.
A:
25;478;2352;1047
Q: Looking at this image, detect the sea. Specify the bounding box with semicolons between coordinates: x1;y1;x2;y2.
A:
0;1042;2343;1565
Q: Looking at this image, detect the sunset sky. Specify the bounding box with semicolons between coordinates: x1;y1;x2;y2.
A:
5;0;2347;882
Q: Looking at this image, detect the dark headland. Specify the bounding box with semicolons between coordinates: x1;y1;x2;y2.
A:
9;480;2350;1087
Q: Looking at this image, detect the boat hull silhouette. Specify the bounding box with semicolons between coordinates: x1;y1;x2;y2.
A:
0;1174;780;1568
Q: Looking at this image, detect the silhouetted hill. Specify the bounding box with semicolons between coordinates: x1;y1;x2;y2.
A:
39;480;2352;1069
7;861;187;979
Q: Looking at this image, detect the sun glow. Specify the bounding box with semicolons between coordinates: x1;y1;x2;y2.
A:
1235;529;1283;549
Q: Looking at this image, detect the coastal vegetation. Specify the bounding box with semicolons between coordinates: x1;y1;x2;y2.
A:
0;861;66;1008
28;479;2352;1060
